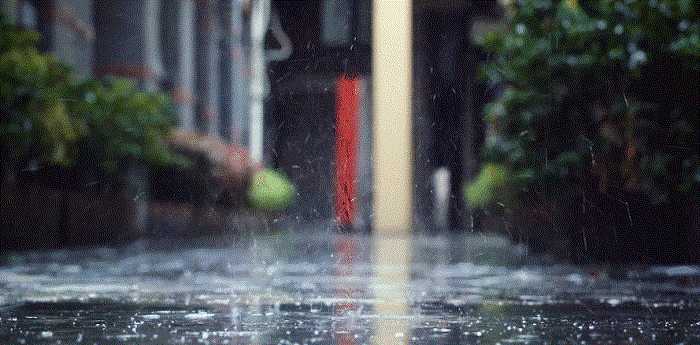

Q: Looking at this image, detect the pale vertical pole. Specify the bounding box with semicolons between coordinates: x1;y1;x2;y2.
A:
372;1;413;344
230;0;248;145
249;0;270;163
372;0;413;234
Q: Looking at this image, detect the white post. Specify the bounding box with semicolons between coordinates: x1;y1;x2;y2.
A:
371;1;413;344
432;167;451;230
249;0;270;163
372;0;413;234
230;0;248;145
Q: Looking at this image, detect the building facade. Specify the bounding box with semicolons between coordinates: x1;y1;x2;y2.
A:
4;0;500;232
5;0;248;144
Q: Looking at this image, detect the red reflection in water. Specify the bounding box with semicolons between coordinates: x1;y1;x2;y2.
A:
334;237;358;344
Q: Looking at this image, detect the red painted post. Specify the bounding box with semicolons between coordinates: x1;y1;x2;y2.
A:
335;76;360;227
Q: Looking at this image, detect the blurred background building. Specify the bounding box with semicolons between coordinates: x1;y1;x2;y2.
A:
4;0;250;140
2;0;501;233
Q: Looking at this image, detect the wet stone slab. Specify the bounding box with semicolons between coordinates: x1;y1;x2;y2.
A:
1;232;699;344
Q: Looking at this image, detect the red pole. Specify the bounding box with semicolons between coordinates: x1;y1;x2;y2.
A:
335;76;360;227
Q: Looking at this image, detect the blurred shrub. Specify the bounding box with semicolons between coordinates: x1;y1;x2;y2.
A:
465;163;511;208
468;0;699;210
247;169;296;211
68;78;183;176
0;15;78;166
0;15;181;178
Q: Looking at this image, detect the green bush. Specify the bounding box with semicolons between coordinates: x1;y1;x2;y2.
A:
0;15;78;166
465;163;511;208
68;78;183;175
0;15;182;177
247;169;296;211
468;0;699;209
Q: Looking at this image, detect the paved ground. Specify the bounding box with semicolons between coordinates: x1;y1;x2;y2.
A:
1;231;699;344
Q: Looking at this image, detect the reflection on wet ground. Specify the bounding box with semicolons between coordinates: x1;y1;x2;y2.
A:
1;231;699;344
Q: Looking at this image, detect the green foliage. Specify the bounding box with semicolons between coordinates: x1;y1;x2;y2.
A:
0;15;181;176
69;78;182;175
469;0;699;210
465;163;511;208
247;169;296;211
0;15;78;165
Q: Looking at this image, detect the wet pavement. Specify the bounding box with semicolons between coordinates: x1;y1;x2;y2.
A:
1;231;700;344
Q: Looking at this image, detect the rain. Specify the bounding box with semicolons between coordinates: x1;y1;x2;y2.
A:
1;1;699;344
